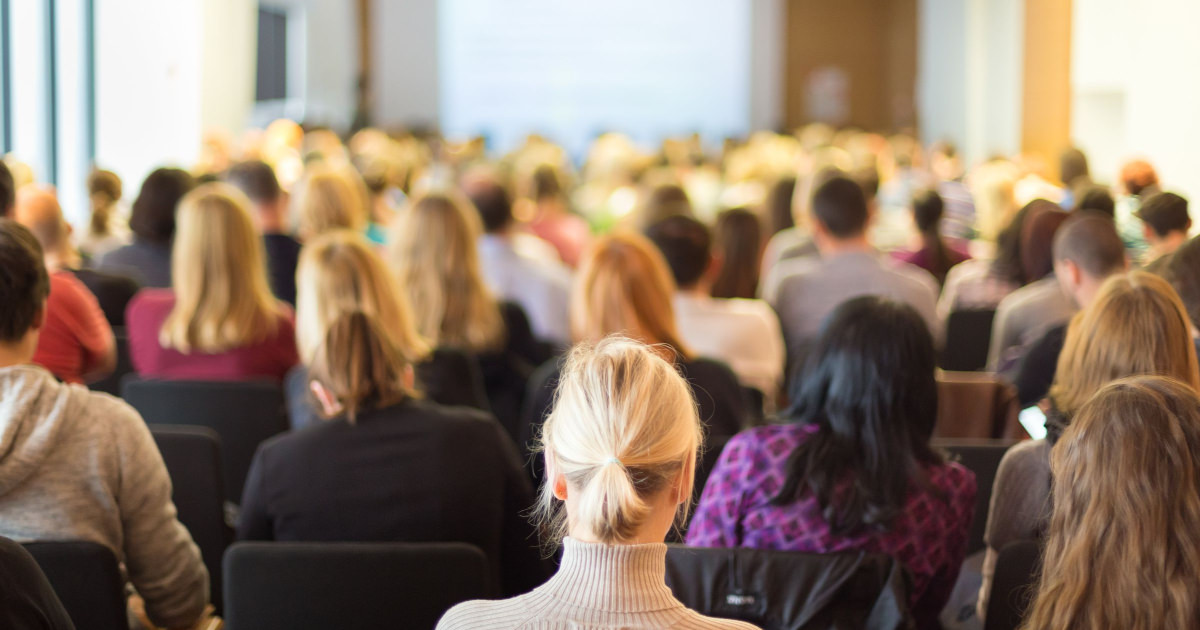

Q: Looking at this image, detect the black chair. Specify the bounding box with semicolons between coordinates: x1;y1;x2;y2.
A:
23;541;127;630
223;542;489;630
941;309;996;372
0;537;74;629
88;328;133;397
934;439;1017;555
742;386;766;425
984;540;1042;630
151;425;231;614
665;545;912;629
122;378;288;504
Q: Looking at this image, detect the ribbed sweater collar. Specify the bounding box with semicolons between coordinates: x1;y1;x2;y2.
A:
540;537;680;613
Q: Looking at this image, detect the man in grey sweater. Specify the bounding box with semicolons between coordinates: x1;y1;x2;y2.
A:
0;219;208;629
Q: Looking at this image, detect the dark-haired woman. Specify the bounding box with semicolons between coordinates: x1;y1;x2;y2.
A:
893;189;969;287
96;167;195;288
687;296;976;627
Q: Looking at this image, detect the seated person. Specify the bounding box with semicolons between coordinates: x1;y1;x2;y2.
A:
288;230;490;429
77;168;129;261
937;200;1036;321
891;189;970;286
13;188;115;383
438;337;758;630
239;311;545;597
97;168;195;288
226;160;301;305
687;297;976;628
646;215;784;403
126;184;299;381
710;207;765;300
0;220;208;629
1137;191;1190;273
292;163;369;241
1022;376;1200;629
979;272;1199;619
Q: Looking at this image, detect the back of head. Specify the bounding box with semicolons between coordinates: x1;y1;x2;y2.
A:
0;161;15;217
13;187;68;253
296;230;428;363
1020;200;1070;281
1074;186;1115;218
711;208;764;300
536;336;701;544
1137;192;1190;238
162;183;277;353
531;164;564;202
0;220;50;343
129;167;195;244
308;310;414;423
644;215;711;289
1028;376;1200;629
465;180;513;234
1164;236;1200;328
1052;212;1126;280
1120;159;1159;197
87;169;122;236
1049;271;1200;432
810;176;868;239
1059;147;1090;186
640;182;693;229
911;189;945;233
293;164;368;238
226;160;282;206
766;176;797;235
571;232;688;357
777;296;941;534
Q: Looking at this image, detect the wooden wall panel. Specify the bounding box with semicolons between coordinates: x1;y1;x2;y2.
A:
1021;0;1072;166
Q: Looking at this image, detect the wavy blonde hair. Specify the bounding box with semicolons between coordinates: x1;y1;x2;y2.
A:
1049;271;1200;424
386;193;505;353
293;164;368;238
1023;376;1200;630
536;336;701;544
295;230;429;364
160;183;281;353
571;232;690;359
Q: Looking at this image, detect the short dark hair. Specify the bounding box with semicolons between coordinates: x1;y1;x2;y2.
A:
226;160;282;204
645;215;711;289
911;189;945;233
1137;192;1190;238
811;176;869;239
1060;147;1090;186
1165;236;1200;328
1074;186;1115;218
531;165;563;201
129;168;195;244
467;181;513;233
0;220;50;343
0;161;13;217
1053;212;1126;279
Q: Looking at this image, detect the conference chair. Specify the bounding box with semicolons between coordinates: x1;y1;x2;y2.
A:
121;378;289;504
23;541;127;630
87;327;134;397
150;424;231;613
664;545;912;630
935;371;1022;439
984;540;1042;630
223;541;489;630
933;439;1017;555
941;309;996;372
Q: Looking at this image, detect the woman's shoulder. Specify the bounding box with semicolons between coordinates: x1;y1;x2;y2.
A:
126;288;175;320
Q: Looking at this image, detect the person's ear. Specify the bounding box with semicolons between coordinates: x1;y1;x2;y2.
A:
1143;223;1156;243
551;466;569;501
310;381;343;417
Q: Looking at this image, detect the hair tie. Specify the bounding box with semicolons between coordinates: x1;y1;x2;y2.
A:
603;456;623;467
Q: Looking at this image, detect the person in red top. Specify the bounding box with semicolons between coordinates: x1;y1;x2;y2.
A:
127;183;298;382
527;165;592;268
13;187;115;383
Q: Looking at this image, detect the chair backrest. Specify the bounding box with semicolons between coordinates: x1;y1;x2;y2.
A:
664;545;912;630
22;541;127;630
942;309;996;372
935;372;1022;439
933;439;1017;555
88;328;133;397
0;537;74;629
150;424;230;614
223;541;489;630
122;377;288;504
984;540;1042;630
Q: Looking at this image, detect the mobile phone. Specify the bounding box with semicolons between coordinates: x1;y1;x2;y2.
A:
1019;405;1048;440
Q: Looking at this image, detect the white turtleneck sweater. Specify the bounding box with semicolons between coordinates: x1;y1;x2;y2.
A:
437;537;760;629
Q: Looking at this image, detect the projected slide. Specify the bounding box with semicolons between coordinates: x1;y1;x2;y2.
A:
438;0;752;156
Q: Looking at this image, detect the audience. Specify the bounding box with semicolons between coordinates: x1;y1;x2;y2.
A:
0;219;209;629
979;271;1199;619
763;176;939;378
12;188;116;384
527;165;592;268
97;167;195;288
1137;191;1191;273
240;311;545;597
1057;146;1091;210
292;164;368;240
937;200;1035;319
1013;214;1129;405
438;337;758;630
126;184;299;381
687;297;975;627
893;189;970;286
287;230;489;429
646;215;784;402
1073;185;1115;217
78;169;129;260
467;177;572;347
1021;376;1200;630
710;207;764;300
226;159;301;305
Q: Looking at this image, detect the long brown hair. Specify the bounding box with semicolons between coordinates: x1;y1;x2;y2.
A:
710;208;763;299
1023;376;1200;630
308;310;415;423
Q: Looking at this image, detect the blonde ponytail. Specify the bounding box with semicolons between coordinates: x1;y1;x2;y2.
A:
536;336;702;545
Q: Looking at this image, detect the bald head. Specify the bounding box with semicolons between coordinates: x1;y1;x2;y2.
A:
14;187;68;254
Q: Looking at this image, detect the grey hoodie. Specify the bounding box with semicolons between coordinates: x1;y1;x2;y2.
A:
0;364;208;629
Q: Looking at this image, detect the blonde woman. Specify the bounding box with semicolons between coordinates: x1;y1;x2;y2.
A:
388;192;549;438
239;311;546;597
286;230;489;429
1022;376;1200;630
438;337;758;630
292;163;369;240
520;232;746;482
978;271;1200;618
126;183;299;381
